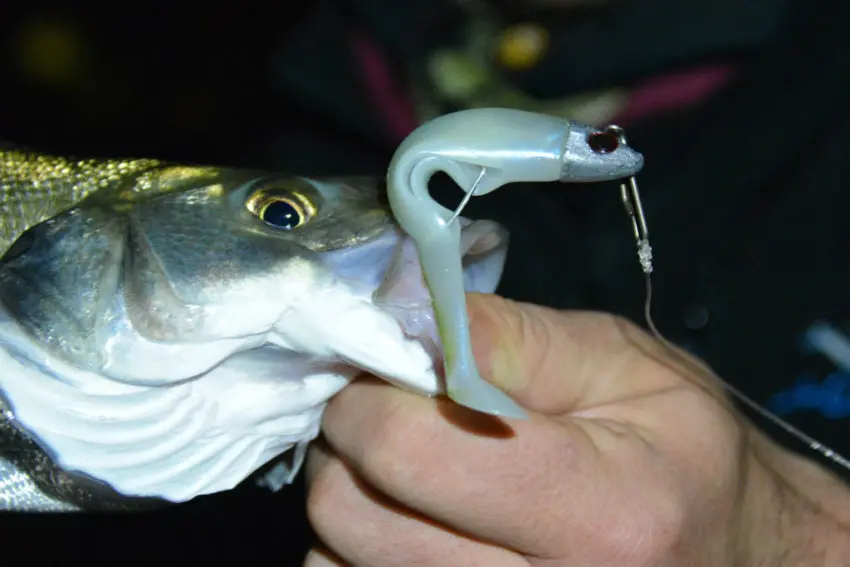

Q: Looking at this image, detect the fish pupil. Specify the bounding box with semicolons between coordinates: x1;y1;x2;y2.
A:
260;200;301;230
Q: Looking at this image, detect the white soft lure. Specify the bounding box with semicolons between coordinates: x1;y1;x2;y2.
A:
386;108;646;420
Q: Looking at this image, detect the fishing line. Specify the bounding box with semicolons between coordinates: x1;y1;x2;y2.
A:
626;182;850;474
642;270;850;471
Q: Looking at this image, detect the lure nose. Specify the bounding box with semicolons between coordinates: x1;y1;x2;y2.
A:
560;123;645;183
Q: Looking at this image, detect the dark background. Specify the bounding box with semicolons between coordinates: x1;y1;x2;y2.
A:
2;0;849;564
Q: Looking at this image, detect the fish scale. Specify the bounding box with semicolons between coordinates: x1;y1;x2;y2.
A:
0;398;78;512
0;150;164;255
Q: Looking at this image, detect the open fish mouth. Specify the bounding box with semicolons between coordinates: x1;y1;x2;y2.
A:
0;214;508;505
314;217;509;394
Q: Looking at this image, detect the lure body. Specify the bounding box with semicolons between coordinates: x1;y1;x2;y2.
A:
387;108;645;419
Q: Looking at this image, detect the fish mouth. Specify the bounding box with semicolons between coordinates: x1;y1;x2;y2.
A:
373;218;508;359
294;217;510;396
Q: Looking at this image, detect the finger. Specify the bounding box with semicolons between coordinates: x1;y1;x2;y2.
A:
322;377;668;558
303;547;348;567
467;293;682;414
305;441;527;567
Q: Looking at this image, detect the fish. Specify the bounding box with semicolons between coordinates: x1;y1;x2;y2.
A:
0;148;509;511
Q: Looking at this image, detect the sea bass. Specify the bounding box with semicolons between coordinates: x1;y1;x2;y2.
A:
0;149;508;511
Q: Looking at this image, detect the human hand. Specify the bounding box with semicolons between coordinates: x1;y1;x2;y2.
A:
304;294;850;566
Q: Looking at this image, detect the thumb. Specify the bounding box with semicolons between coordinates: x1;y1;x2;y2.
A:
467;293;646;415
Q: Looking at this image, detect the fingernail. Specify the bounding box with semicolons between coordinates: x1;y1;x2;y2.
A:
467;294;524;392
488;340;524;392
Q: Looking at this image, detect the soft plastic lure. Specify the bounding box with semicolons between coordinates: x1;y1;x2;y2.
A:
386;108;645;419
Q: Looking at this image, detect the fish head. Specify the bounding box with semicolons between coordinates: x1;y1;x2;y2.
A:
0;165;508;504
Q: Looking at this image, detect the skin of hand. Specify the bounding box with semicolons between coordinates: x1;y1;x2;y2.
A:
303;294;850;566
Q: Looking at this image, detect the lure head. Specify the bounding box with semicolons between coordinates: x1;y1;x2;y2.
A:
559;123;645;183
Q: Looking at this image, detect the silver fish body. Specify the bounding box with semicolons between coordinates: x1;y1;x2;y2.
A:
0;151;508;511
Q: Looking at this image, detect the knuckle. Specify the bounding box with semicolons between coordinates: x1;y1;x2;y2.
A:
606;313;644;342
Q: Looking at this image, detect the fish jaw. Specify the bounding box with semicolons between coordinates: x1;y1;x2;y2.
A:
304;218;509;396
0;217;508;506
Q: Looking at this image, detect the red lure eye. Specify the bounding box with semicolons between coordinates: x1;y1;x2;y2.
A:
588;131;620;154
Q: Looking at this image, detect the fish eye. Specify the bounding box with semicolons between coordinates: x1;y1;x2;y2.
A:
588;131;620;154
245;188;316;230
259;198;304;230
